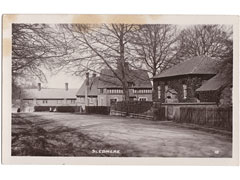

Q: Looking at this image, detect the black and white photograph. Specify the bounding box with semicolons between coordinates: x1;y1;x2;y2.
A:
2;15;239;165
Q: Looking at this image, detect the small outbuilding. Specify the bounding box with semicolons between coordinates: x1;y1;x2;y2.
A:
152;56;226;103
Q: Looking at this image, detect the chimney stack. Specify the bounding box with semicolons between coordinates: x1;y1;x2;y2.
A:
65;83;69;91
86;72;89;86
38;83;41;91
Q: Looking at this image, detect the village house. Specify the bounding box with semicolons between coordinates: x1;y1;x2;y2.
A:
76;67;152;109
152;56;232;106
19;83;78;112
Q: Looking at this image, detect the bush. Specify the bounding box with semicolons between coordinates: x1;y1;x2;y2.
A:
85;106;110;115
111;101;153;114
34;106;52;112
34;106;80;113
57;106;76;112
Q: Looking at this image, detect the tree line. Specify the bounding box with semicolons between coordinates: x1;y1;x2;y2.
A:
12;23;233;101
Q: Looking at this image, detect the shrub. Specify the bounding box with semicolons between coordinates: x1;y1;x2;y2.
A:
85;106;110;115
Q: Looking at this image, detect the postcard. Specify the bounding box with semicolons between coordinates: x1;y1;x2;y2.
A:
2;15;239;165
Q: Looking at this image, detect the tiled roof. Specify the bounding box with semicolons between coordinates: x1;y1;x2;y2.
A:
153;56;220;79
98;69;152;88
76;69;152;96
196;64;232;92
76;76;99;97
22;88;78;99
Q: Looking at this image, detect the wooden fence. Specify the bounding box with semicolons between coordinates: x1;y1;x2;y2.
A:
179;107;232;131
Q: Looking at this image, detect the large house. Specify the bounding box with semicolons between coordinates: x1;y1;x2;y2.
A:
152;56;232;106
76;67;153;108
19;83;78;112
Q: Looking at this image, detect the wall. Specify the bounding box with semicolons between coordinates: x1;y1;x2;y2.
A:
105;94;124;106
21;98;77;112
76;96;98;110
153;74;214;103
153;102;232;131
134;93;152;101
219;85;232;107
35;99;77;106
159;102;217;121
198;91;220;103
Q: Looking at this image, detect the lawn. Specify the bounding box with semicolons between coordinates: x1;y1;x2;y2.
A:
12;112;232;157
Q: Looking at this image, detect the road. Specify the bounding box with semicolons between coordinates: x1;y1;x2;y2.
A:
12;112;232;157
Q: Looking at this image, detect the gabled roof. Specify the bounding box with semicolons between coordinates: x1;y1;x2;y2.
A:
76;69;152;96
98;69;152;88
196;64;232;92
76;76;99;97
22;88;78;99
153;56;220;79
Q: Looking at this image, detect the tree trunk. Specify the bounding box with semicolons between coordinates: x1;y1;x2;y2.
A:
119;25;130;102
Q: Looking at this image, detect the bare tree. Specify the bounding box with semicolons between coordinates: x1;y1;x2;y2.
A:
129;24;179;77
12;24;74;82
176;25;233;61
12;24;74;100
63;24;137;101
127;25;179;101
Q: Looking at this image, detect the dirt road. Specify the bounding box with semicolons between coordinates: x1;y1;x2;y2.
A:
12;112;232;157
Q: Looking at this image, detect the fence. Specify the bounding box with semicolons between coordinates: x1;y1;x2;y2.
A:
85;106;110;115
152;102;232;131
179;107;232;131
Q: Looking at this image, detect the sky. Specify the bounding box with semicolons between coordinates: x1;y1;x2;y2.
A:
43;71;84;89
35;24;232;89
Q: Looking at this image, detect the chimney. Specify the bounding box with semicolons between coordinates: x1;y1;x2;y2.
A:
124;62;130;72
38;83;41;91
86;72;89;86
65;83;68;91
85;72;89;107
92;73;97;78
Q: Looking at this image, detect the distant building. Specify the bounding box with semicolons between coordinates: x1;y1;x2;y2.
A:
76;66;153;108
20;83;78;112
152;56;232;105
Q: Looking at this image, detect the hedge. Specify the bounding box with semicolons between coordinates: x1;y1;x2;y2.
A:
85;106;110;115
34;106;80;112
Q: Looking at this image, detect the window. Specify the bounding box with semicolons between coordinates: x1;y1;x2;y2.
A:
57;100;63;104
183;84;187;99
108;89;123;94
128;82;134;87
27;99;33;104
71;99;75;104
43;100;48;104
139;97;147;101
164;85;168;98
158;86;161;99
110;98;118;105
88;97;93;103
80;97;85;102
100;88;104;94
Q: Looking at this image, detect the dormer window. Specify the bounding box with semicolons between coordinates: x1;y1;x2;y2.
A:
128;82;134;87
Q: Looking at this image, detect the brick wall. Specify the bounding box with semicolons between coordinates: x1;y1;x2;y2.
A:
153;74;214;103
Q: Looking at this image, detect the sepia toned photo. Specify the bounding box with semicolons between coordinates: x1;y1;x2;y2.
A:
2;15;239;165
